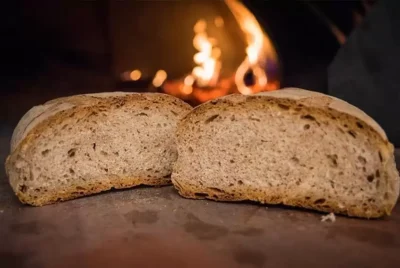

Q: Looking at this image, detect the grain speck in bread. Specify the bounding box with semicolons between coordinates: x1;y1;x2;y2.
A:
6;92;192;206
171;88;400;218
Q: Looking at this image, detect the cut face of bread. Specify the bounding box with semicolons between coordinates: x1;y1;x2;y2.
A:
6;93;192;206
172;88;400;218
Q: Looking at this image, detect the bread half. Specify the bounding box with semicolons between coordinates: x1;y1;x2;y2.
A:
6;92;191;206
171;88;399;218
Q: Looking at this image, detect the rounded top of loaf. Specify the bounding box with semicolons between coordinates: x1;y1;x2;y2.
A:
10;92;192;152
256;88;387;141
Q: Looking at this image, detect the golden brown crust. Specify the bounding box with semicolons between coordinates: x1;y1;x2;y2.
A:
6;92;192;206
179;92;388;147
172;180;386;219
17;176;171;207
11;92;192;153
173;89;399;219
257;88;387;140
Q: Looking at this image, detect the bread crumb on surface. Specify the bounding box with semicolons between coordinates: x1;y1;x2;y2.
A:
321;212;336;222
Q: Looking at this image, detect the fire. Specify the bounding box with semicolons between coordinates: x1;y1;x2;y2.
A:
182;75;194;95
162;0;279;103
130;70;142;81
214;16;224;28
225;0;275;95
152;70;167;87
191;19;221;88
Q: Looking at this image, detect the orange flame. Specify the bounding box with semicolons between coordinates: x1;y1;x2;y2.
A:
191;19;222;88
225;0;278;95
182;75;194;95
163;0;279;103
152;70;167;87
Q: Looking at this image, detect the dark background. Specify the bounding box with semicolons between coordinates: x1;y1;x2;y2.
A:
0;0;362;90
2;0;398;144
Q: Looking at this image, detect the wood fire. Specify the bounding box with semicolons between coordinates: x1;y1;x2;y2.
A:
162;0;280;104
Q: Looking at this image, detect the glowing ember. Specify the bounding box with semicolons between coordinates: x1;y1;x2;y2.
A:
130;70;142;81
152;70;167;87
214;16;224;28
182;75;194;95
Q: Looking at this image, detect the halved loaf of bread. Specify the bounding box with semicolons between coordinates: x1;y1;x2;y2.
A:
172;88;400;218
6;92;192;206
